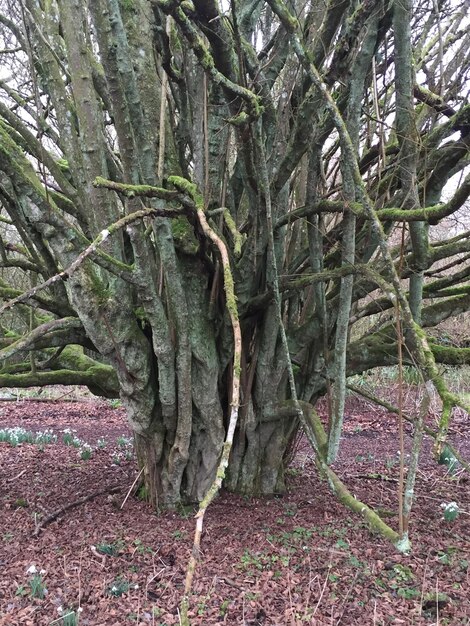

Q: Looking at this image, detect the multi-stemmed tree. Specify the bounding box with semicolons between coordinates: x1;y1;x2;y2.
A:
1;0;469;549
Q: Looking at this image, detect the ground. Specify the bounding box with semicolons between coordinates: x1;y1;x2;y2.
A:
0;387;469;626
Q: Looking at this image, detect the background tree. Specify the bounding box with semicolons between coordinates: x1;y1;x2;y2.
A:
0;0;469;546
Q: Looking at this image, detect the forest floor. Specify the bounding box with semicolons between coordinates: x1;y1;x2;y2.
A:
0;386;469;626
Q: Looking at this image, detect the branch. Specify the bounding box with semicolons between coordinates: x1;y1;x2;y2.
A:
0;205;183;315
0;368;117;394
414;84;457;118
269;401;402;548
33;485;121;536
0;317;82;361
156;0;263;123
274;170;470;229
346;382;470;473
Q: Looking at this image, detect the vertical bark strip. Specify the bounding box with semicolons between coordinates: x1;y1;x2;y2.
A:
393;0;427;324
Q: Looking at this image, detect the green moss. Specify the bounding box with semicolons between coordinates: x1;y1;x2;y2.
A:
431;344;470;365
94;176;164;198
55;158;70;172
233;358;241;379
86;268;111;307
223;264;238;320
133;306;146;320
137;484;149;501
171;216;199;254
223;210;244;256
167;175;204;209
268;0;300;31
119;0;136;11
227;111;250;126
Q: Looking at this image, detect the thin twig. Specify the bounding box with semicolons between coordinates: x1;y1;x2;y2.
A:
121;466;145;510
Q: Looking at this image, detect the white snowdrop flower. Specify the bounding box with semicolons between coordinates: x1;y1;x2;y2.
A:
40;569;46;575
111;586;117;592
100;229;110;240
77;607;83;613
134;584;139;589
139;48;145;57
27;565;37;574
57;606;63;614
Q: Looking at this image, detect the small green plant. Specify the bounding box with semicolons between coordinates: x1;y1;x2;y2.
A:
387;564;418;600
385;456;398;469
15;585;28;597
79;444;93;460
97;539;125;556
283;504;297;517
107;576;130;597
245;592;260;602
402;366;421;385
397;587;420;599
240;550;264;571
136;484;148;500
349;555;364;568
197;601;206;616
109;399;122;409
441;501;460;521
97;543;119;556
438;446;460;474
219;599;230;616
62;429;77;445
355;453;374;463
97;438;107;449
388;563;415;585
133;538;153;553
29;573;47;599
335;538;349;550
117;435;133;448
55;610;78;626
62;430;83;448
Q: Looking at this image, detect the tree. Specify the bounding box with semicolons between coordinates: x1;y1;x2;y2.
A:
0;0;469;547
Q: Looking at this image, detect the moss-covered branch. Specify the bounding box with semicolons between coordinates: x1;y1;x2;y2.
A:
0;367;117;396
0;317;82;361
273;173;470;228
270;400;404;550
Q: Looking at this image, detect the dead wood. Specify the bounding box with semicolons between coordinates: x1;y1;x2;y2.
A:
32;485;121;536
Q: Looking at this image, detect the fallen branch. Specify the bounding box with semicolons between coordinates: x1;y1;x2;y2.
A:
33;485;121;536
350;472;398;482
7;469;27;483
